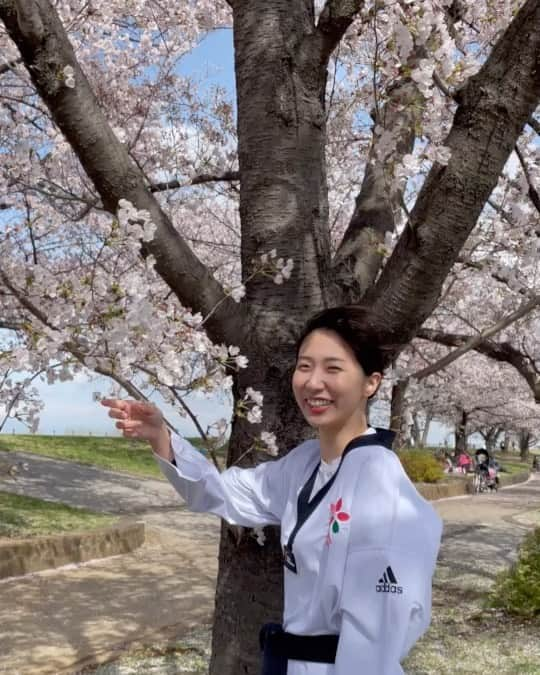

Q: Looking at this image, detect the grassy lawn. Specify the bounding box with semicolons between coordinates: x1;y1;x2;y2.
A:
0;491;115;539
0;434;534;482
494;454;534;475
0;433;209;479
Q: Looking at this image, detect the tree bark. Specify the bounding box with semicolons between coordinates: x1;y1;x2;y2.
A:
210;2;365;671
519;429;531;463
332;38;427;300
210;356;313;674
454;409;468;455
389;378;409;450
500;428;510;454
480;427;501;455
421;413;432;448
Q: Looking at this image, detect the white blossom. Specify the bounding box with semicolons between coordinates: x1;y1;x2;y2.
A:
246;387;263;406
260;431;279;457
251;526;266;546
281;258;294;279
247;405;262;424
63;65;75;88
230;284;246;302
235;355;249;369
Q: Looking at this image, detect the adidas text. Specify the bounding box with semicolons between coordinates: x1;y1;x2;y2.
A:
376;583;403;594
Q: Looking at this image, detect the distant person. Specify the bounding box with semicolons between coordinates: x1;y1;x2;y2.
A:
443;454;454;474
456;451;472;474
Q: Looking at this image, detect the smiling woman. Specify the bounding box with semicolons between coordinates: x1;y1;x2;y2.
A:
292;306;387;463
102;304;442;675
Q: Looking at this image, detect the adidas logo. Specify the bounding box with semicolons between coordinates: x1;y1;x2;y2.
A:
376;566;403;594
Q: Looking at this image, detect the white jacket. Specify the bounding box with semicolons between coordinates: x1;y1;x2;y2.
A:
156;429;442;675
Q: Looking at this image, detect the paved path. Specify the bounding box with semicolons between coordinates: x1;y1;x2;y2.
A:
433;477;540;595
0;451;538;675
0;450;181;514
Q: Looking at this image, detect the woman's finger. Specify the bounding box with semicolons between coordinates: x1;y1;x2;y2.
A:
108;409;127;420
129;401;157;417
101;398;128;410
115;420;144;431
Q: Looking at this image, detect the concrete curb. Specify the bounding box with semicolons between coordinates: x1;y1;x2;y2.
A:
416;470;531;501
0;519;145;580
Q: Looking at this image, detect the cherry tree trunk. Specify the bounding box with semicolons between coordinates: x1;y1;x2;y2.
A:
500;429;510;454
454;410;468;455
390;379;409;450
210;3;332;672
519;429;531;463
420;413;433;448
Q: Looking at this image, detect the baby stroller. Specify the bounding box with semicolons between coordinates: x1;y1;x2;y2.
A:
473;449;499;493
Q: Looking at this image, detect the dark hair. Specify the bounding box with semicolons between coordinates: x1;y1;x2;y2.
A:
295;305;391;375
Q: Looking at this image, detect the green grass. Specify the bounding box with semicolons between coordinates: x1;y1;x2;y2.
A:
0;491;115;539
0;433;208;479
0;434;532;482
494;455;533;476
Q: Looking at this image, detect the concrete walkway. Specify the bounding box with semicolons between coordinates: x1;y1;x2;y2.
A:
0;450;181;514
0;451;538;675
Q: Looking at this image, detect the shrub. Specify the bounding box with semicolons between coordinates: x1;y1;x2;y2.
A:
399;450;444;483
486;527;540;619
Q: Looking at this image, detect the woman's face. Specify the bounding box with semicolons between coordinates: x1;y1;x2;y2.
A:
292;328;381;432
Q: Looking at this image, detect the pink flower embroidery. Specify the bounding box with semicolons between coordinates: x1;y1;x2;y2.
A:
326;497;350;545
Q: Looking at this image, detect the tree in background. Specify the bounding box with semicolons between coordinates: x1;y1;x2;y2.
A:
1;1;539;672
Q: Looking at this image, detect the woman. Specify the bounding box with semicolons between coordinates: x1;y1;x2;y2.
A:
102;306;442;674
456;451;472;474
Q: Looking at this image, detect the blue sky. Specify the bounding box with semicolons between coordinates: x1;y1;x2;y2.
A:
179;28;235;93
1;28;459;445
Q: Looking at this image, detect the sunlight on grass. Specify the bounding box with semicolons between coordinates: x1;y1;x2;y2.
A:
0;434;206;478
0;491;115;538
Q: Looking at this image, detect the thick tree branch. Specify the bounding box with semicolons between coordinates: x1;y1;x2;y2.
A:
316;0;363;61
364;0;540;351
416;296;540;402
332;3;464;303
150;170;240;193
0;0;243;347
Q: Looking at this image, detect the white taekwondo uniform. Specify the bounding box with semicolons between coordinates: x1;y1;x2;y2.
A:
155;427;443;675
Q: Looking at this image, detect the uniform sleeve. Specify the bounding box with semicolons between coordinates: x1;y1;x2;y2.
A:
334;450;442;674
154;432;290;527
335;547;432;674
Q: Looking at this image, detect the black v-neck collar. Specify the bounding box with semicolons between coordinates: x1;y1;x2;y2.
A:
282;427;395;573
